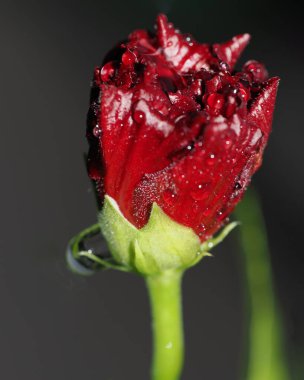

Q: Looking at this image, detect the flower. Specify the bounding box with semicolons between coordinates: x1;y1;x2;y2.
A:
87;14;279;245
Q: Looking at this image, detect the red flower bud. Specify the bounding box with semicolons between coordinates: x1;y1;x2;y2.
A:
87;14;279;242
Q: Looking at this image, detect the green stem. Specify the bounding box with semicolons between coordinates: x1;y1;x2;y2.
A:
235;189;290;380
146;270;184;380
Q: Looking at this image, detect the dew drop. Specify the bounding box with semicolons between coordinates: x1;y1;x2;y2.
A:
199;223;206;232
184;34;193;45
100;62;115;82
206;93;225;116
93;125;101;138
162;189;176;206
207;93;224;109
133;110;146;124
216;209;226;221
224;138;232;149
190;184;209;201
238;86;250;101
219;61;229;72
175;173;185;182
187;144;193;151
206;153;215;166
122;50;136;66
234;182;242;190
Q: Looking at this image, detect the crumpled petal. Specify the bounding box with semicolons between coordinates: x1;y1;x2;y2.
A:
87;14;279;242
213;33;251;70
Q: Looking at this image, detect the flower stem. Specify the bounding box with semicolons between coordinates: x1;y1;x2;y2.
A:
146;270;184;380
235;189;290;380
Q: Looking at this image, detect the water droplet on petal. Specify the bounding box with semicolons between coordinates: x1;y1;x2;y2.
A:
216;209;226;221
219;60;230;72
190;184;209;201
175;173;185;184
184;34;193;45
162;189;177;206
206;93;225;116
199;224;206;236
93;125;101;137
187;144;193;151
224;138;232;149
100;62;115;82
122;50;136;66
238;85;250;101
206;154;215;166
133;110;146;124
234;182;242;190
207;241;214;248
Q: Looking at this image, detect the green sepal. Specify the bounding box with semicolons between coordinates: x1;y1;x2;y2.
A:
99;195;202;275
187;220;240;267
98;195;138;268
67;195;239;276
200;221;240;252
99;195;239;276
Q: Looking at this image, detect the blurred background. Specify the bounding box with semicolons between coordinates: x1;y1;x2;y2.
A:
0;0;303;379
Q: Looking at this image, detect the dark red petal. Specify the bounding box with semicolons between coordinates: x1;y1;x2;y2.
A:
98;81;205;225
156;14;213;73
87;15;279;242
132;114;265;239
213;34;251;69
248;77;280;135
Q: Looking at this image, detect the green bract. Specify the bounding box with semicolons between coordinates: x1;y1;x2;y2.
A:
99;195;208;275
67;195;238;276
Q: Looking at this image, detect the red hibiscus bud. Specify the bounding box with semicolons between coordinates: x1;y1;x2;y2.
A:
87;14;279;253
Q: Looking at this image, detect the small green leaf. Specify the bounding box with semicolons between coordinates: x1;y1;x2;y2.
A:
200;221;240;253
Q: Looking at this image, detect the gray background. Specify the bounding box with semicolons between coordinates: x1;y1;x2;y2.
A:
0;0;303;379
